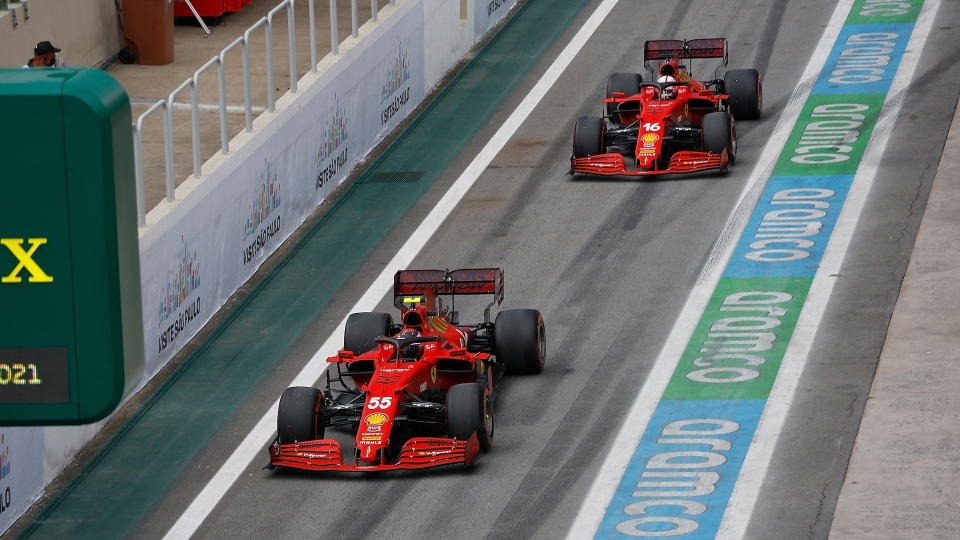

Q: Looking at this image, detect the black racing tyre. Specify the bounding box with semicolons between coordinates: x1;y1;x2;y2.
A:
277;386;322;444
724;69;762;120
703;111;737;165
446;383;493;451
606;72;642;117
573;116;605;158
495;309;546;375
344;312;393;355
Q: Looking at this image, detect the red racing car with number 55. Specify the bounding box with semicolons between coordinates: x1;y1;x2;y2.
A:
266;268;546;472
570;38;763;177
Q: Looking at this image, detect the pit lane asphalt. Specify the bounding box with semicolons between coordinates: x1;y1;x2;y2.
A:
11;0;960;538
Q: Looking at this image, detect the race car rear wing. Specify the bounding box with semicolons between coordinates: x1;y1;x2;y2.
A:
394;268;504;322
644;38;728;64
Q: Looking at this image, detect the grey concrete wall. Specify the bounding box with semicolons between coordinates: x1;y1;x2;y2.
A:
0;0;123;68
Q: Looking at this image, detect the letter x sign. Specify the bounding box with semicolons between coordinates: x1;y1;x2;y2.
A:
1;238;54;283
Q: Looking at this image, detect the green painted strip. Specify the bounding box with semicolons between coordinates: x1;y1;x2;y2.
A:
771;93;885;177
18;1;593;538
662;277;811;401
846;0;924;24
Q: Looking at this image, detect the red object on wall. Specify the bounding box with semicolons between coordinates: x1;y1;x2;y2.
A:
173;0;243;18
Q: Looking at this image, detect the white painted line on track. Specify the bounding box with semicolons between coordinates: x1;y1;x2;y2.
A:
717;0;942;536
565;0;855;536
162;1;622;538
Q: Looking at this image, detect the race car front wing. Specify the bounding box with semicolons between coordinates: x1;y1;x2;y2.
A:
570;149;728;176
268;434;481;472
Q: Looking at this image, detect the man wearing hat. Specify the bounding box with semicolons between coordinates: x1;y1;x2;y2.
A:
24;41;61;67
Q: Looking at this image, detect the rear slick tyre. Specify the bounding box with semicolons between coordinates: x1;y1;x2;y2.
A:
495;309;546;375
344;312;393;355
277;386;322;444
724;69;762;120
606;73;642;118
446;383;493;451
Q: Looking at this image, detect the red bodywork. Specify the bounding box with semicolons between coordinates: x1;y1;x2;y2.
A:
571;38;732;176
269;269;505;472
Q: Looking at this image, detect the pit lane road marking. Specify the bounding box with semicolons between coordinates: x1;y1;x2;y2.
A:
162;1;623;538
566;0;942;537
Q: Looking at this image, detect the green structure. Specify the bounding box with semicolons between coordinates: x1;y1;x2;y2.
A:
0;68;144;425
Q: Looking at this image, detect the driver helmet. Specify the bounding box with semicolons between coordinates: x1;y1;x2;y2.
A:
658;63;679;99
657;75;677;99
397;330;424;360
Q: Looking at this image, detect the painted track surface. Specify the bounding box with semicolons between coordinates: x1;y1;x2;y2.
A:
10;0;960;538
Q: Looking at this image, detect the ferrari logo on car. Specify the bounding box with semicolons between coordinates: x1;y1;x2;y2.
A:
364;412;389;426
430;366;437;383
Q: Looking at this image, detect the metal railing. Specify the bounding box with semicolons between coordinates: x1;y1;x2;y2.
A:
132;0;395;227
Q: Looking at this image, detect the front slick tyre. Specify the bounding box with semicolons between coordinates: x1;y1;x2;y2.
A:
277;386;322;444
573;116;605;158
495;309;546;375
446;383;493;451
702;111;737;166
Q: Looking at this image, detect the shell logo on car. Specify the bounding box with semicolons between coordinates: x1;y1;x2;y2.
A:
364;412;389;427
640;133;659;144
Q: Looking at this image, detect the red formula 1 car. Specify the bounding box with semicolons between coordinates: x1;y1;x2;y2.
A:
267;268;546;472
570;38;762;177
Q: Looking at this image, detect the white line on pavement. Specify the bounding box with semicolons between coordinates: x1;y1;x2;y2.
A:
564;0;855;536
717;0;942;536
162;1;622;538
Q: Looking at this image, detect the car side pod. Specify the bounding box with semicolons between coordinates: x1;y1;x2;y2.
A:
570;148;727;176
267;434;480;472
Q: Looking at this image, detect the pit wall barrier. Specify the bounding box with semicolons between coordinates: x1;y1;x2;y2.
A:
0;0;517;532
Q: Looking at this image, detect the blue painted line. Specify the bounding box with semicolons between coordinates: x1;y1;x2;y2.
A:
812;23;913;95
591;3;925;538
724;175;853;279
596;401;764;539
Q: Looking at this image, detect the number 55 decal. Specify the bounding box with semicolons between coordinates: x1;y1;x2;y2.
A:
369;397;393;409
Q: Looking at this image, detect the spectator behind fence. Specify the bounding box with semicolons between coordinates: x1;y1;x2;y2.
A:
24;41;61;68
